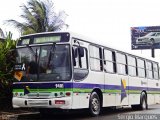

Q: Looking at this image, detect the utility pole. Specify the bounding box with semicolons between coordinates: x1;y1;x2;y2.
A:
151;43;155;58
151;48;155;58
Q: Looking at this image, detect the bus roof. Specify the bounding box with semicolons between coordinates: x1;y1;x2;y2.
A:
20;31;160;63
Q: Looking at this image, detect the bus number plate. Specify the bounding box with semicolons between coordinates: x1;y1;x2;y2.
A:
55;84;64;88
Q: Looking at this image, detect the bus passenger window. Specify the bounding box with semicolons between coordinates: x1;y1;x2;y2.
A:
72;47;79;68
116;52;127;75
153;63;159;80
104;49;116;73
146;61;153;79
89;45;102;71
137;58;145;78
72;46;88;80
73;46;87;69
80;48;87;69
127;56;136;76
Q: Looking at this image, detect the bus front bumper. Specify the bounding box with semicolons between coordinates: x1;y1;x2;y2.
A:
12;97;72;109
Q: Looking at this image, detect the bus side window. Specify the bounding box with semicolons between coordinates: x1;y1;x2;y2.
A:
72;46;88;80
137;58;145;78
116;52;127;75
72;46;87;69
146;61;153;79
103;49;116;73
89;45;102;71
72;47;79;68
153;62;159;80
127;55;136;77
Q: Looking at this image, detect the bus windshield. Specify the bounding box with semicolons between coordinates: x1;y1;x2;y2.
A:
15;44;71;82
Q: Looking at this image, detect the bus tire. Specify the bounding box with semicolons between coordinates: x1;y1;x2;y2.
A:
139;93;148;110
89;92;101;117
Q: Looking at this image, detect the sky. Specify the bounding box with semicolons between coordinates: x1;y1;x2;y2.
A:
1;0;160;60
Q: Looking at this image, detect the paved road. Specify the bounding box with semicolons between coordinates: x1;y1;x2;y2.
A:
3;104;160;120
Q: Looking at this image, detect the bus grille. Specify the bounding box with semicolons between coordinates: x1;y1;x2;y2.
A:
28;100;49;106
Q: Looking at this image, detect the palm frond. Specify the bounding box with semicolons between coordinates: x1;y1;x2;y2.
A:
5;20;25;30
5;0;68;35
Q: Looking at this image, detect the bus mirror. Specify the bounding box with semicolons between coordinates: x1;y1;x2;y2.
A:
74;48;78;58
78;47;84;57
72;48;76;66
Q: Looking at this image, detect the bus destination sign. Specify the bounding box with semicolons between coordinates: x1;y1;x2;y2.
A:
34;36;61;44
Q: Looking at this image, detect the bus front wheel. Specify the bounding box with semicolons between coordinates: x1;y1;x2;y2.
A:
89;92;101;116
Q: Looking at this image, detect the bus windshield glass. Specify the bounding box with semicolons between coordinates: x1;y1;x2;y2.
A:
15;44;71;82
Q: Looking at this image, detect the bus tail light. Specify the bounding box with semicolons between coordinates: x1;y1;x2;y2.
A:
55;100;65;104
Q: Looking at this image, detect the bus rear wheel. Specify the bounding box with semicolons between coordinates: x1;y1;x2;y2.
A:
131;93;148;110
139;93;148;110
89;92;101;117
135;93;148;110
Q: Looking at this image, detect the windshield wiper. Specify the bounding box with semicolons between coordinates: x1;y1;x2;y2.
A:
26;45;39;81
26;45;37;57
26;45;39;64
47;43;56;67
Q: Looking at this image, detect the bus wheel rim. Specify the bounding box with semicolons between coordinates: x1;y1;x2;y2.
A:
142;99;146;109
91;98;99;112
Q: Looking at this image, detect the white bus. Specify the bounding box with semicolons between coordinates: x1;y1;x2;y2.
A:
13;32;160;116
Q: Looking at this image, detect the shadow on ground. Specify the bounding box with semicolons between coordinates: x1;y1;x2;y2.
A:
17;107;142;120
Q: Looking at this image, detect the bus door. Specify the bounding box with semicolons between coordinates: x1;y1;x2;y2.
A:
72;44;89;108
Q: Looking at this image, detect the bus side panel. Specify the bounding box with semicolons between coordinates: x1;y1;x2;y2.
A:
147;79;159;105
155;94;159;104
128;76;142;105
71;71;104;109
158;79;160;104
71;92;80;109
115;75;129;106
104;73;129;107
72;92;90;109
147;94;155;105
103;73;116;107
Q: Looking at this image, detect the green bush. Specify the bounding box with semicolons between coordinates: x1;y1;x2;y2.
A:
0;32;16;110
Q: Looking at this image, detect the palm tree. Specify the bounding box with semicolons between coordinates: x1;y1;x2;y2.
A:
6;0;68;35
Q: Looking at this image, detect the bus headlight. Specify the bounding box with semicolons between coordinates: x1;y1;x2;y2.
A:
15;92;18;97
